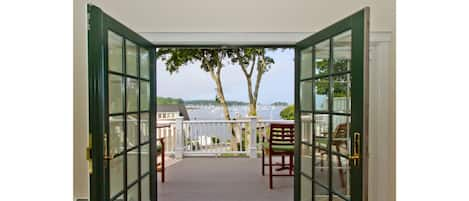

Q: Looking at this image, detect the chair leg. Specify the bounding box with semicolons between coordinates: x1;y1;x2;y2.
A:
281;154;285;167
161;152;165;183
289;152;293;176
269;151;273;189
262;148;265;176
320;151;324;172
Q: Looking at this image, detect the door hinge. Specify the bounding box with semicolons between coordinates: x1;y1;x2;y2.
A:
87;12;90;30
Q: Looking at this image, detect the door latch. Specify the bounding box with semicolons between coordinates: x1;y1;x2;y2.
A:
86;133;93;174
349;132;360;166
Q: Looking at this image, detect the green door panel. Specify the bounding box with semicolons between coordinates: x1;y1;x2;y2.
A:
88;5;157;201
294;8;369;201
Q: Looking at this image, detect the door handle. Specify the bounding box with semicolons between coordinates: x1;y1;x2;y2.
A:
349;132;360;166
86;133;93;174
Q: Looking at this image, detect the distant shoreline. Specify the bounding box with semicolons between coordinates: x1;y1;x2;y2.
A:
157;96;289;107
185;104;288;120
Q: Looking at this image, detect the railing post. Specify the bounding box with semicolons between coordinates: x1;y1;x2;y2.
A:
248;116;257;158
175;116;184;159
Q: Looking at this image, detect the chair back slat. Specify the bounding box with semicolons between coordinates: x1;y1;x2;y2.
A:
269;123;295;145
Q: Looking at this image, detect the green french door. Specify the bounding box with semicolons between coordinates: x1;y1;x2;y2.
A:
294;8;369;201
88;5;157;201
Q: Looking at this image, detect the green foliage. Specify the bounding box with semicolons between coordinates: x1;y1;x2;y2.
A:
280;105;295;120
314;58;350;97
229;48;276;73
157;48;231;73
156;96;184;104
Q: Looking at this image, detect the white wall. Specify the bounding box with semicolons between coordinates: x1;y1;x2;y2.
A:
368;34;396;201
74;1;395;200
73;0;89;200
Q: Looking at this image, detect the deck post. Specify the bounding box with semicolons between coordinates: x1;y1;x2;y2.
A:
175;116;184;159
248;116;258;158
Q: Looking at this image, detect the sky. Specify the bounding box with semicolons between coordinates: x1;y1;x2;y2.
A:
156;48;294;105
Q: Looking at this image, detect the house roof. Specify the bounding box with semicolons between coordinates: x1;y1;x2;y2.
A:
157;104;190;120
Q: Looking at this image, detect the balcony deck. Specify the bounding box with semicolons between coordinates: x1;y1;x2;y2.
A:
157;157;293;201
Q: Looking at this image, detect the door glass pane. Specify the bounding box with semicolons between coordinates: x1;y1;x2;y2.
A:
126;40;138;76
127;114;139;148
314;78;329;111
109;75;123;114
110;115;124;155
314;183;329;201
110;156;124;198
115;194;124;201
332;160;350;199
140;113;149;143
141;176;150;201
314;114;329;142
300;47;313;79
314;146;329;188
300;80;312;111
140;81;150;111
300;175;312;201
108;31;123;73
332;115;350;156
314;114;329;187
127;78;139;112
315;39;330;75
331;115;350;198
333;30;352;73
140;48;150;79
301;144;312;177
141;144;149;174
127;183;139;201
127;149;139;185
332;195;349;201
301;113;313;143
333;74;351;113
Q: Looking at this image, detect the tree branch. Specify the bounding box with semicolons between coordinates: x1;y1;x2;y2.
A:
248;55;256;77
253;55;265;103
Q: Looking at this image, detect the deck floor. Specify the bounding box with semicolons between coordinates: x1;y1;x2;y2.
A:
157;157;293;201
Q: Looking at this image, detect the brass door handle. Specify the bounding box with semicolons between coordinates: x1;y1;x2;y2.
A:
86;133;93;174
349;132;360;166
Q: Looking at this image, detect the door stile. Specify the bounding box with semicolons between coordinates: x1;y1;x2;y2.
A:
88;5;105;201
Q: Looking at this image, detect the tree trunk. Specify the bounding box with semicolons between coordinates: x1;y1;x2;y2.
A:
209;66;239;151
209;67;231;120
252;54;265;116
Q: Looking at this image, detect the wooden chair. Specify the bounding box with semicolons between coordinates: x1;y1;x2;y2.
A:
261;123;295;189
318;123;348;189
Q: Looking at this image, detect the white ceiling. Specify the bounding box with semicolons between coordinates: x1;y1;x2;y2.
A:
89;0;395;44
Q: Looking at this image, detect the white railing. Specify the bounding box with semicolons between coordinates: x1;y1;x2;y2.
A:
182;119;250;157
155;121;177;154
156;117;294;158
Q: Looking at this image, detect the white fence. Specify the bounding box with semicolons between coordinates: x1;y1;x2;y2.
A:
156;117;294;158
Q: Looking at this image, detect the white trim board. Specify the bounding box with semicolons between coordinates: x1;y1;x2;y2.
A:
139;32;392;46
